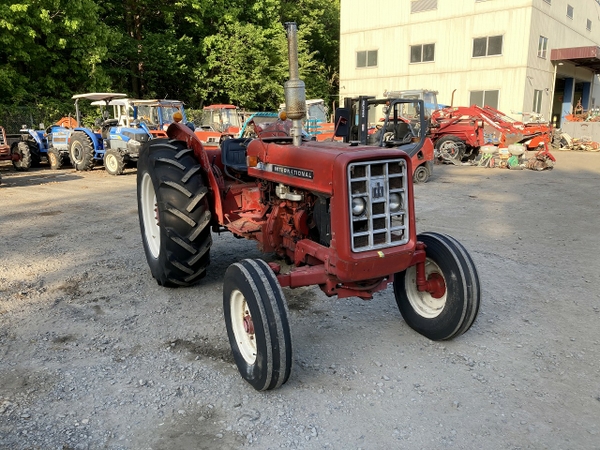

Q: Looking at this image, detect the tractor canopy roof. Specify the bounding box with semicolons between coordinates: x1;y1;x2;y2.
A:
90;98;140;107
203;104;237;110
131;99;185;107
72;93;127;102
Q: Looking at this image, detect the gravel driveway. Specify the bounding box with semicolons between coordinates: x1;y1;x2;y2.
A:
1;151;599;449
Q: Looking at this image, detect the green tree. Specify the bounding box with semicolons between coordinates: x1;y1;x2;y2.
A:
0;0;112;105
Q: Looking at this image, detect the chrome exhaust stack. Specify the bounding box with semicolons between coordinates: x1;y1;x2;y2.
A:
284;22;307;147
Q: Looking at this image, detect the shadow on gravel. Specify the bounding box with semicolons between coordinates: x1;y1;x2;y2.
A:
168;337;234;364
0;168;84;187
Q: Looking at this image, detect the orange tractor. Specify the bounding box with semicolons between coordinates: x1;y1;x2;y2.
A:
194;104;242;146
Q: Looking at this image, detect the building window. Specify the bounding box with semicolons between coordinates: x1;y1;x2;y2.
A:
470;90;499;109
356;50;378;68
587;19;592;31
473;35;503;57
538;36;548;58
544;0;551;4
533;90;543;114
410;44;435;63
411;0;437;13
566;4;573;19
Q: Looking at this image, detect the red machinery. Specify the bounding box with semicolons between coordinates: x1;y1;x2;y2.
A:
0;125;30;171
430;105;551;164
194;104;242;146
136;23;480;391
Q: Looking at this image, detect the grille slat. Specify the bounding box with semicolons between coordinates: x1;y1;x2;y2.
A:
348;158;409;252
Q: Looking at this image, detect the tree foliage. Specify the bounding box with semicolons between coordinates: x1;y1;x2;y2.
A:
0;0;340;117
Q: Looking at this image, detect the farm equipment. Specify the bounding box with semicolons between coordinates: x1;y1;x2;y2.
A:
384;89;443;119
429;104;552;164
0;126;12;182
334;96;435;183
280;98;337;141
238;112;280;138
194;104;242;146
136;23;480;391
133;99;192;138
2;125;49;171
60;93;152;175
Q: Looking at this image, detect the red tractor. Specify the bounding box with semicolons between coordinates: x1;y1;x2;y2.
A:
136;23;480;391
430;105;551;164
194;104;242;147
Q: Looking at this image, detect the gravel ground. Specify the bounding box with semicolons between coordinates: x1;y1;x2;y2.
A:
1;151;599;450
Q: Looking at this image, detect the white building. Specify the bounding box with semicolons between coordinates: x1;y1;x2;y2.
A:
339;0;600;126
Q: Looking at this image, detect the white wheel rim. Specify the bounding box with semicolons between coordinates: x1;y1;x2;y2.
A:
405;259;447;318
140;172;160;259
105;153;118;172
72;144;83;163
230;290;257;365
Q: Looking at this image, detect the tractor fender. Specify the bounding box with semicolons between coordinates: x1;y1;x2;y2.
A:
167;122;225;224
72;127;102;150
25;130;48;153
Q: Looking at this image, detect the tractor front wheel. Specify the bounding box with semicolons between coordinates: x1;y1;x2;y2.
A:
12;142;32;171
394;232;480;341
48;148;64;170
435;136;465;165
223;258;292;391
70;132;95;171
104;149;125;175
137;139;212;287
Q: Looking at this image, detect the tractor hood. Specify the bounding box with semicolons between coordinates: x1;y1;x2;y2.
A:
246;139;411;196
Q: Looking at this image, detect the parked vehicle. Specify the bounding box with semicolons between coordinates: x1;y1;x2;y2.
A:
194;104;242;146
2;125;46;171
335;95;435;183
65;93;152;175
280;98;336;141
136;23;480;391
132;99;192;138
429;105;552;164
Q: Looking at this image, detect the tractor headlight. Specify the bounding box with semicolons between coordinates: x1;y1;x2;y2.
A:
352;197;366;216
389;193;402;213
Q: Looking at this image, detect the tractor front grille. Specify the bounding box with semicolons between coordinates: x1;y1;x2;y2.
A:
348;158;409;252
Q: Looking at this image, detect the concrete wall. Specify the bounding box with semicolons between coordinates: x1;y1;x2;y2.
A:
340;0;600;122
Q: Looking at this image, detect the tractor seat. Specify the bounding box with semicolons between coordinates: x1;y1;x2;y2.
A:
102;119;119;128
101;119;119;139
221;138;250;171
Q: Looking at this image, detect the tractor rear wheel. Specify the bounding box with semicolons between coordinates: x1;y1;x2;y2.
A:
48;148;64;170
223;258;292;391
435;136;465;165
137;139;212;287
393;232;480;340
104;149;125;175
70;132;95;171
12;142;32;171
413;164;430;183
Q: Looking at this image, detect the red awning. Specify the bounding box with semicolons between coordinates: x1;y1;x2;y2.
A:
551;46;600;73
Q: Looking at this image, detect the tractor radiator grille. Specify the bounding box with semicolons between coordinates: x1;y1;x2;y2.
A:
348;158;409;252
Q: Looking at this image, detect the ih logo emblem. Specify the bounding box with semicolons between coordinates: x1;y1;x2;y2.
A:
371;180;384;199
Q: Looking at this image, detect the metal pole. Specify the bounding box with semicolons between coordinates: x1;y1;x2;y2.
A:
548;62;558;126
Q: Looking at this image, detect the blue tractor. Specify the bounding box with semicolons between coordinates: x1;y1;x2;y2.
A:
48;93;152;175
5;125;50;170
